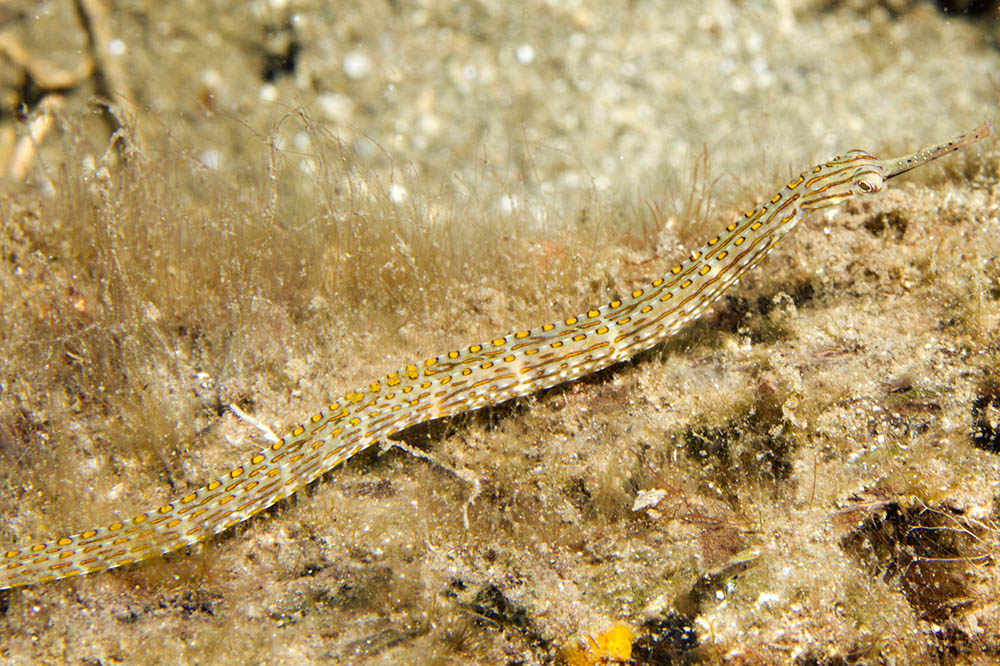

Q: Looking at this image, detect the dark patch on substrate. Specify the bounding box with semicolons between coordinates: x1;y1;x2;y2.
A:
933;0;1000;17
260;22;301;82
826;0;1000;19
840;499;1000;660
631;611;700;666
112;589;223;622
160;589;222;616
863;210;908;240
971;381;1000;454
755;279;816;315
712;279;816;345
664;279;815;348
930;623;1000;664
447;582;551;656
840;501;984;624
309;564;393;612
682;383;795;506
564;477;593;515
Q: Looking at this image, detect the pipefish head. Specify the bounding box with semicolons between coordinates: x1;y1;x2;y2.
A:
798;121;994;214
798;149;886;214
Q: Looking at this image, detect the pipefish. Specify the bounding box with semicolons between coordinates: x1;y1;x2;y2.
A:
1;121;993;590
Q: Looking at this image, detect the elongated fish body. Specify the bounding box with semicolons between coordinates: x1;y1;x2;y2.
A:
1;121;993;590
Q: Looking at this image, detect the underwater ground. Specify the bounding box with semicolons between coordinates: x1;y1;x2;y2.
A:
1;1;999;663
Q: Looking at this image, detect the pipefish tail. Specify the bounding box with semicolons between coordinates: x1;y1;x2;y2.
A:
1;122;993;590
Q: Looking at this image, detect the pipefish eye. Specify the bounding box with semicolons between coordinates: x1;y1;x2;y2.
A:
852;170;884;195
